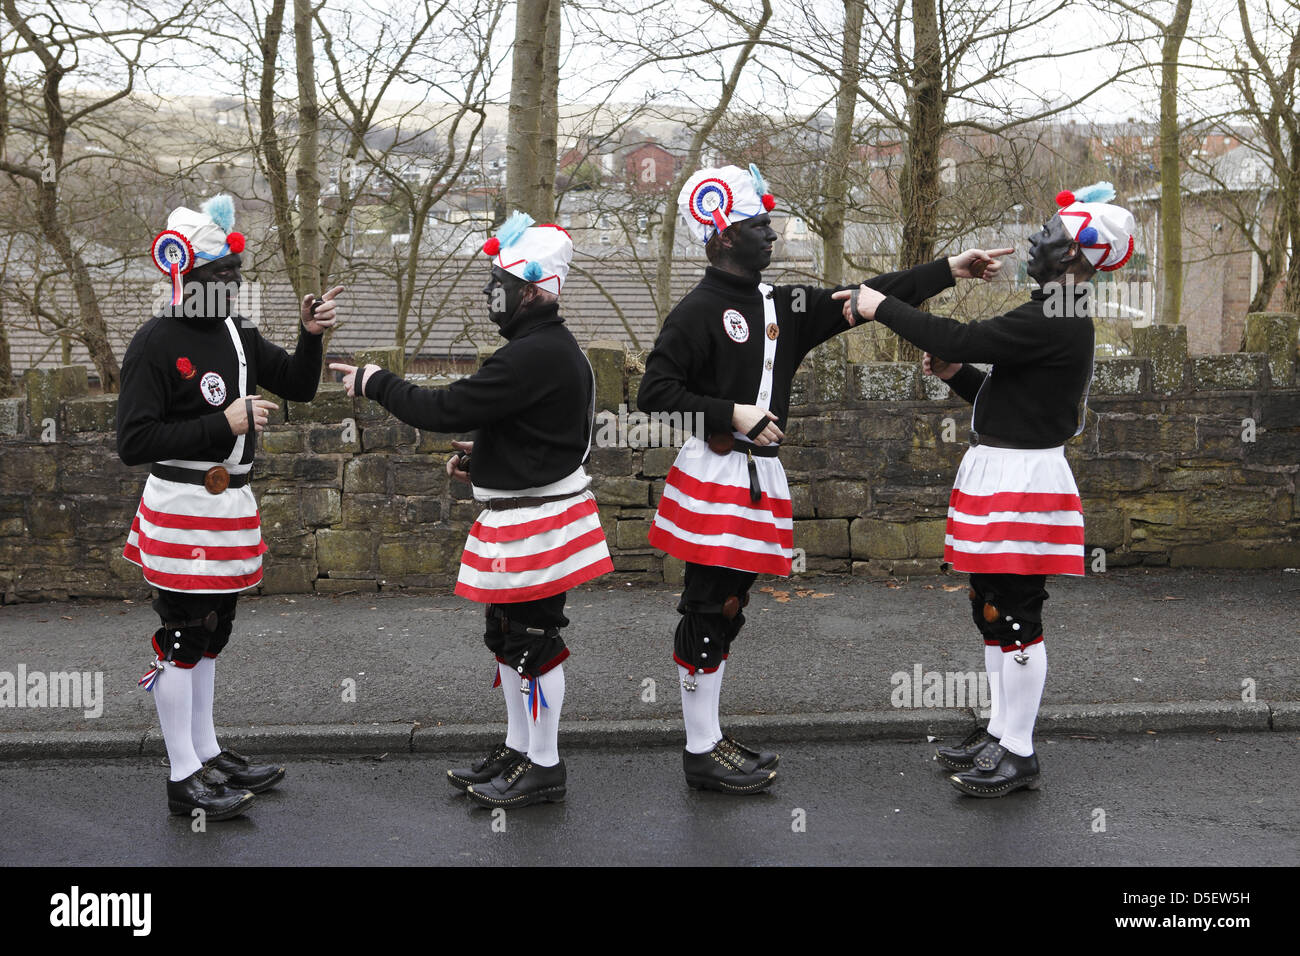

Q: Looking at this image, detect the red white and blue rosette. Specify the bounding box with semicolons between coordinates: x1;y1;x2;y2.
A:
151;229;194;307
688;177;734;236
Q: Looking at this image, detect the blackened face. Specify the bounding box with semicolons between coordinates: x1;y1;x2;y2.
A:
482;265;530;327
185;253;242;318
1026;215;1076;287
724;213;778;273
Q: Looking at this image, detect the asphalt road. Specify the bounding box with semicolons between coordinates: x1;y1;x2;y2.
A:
2;732;1295;867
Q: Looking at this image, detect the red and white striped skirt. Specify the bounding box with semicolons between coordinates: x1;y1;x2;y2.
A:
945;444;1085;576
648;436;793;576
455;491;613;604
123;475;267;593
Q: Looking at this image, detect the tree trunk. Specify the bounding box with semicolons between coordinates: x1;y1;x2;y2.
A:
895;0;944;361
0;297;13;399
1284;121;1300;315
259;0;303;294
536;0;561;221
822;0;863;286
1156;0;1192;325
506;0;553;217
293;0;321;297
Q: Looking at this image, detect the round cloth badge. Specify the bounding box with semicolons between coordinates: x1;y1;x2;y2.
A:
722;309;749;343
151;230;195;307
689;178;734;235
199;372;228;406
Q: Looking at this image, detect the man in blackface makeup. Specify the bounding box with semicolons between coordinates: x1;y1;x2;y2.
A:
119;194;342;819
637;163;1008;794
332;212;612;810
836;182;1136;797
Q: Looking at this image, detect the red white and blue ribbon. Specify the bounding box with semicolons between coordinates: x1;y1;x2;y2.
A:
138;659;165;693
527;677;548;722
150;230;194;307
688;177;734;236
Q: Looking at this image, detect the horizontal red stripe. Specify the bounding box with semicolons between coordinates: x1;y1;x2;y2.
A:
655;495;793;548
947;519;1084;545
664;466;793;519
137;564;264;591
467;497;598;544
461;527;608;574
648;525;791;576
132;523;267;561
673;652;721;676
456;557;613;604
138;500;262;531
949;489;1081;517
945;546;1083;576
1000;635;1044;653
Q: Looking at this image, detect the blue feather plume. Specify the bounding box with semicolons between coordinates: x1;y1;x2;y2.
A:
496;210;535;248
749;163;767;196
1073;181;1116;204
201;194;236;233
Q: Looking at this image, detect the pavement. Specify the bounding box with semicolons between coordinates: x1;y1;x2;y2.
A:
0;566;1297;758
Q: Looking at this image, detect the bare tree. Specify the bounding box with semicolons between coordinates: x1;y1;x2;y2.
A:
507;0;561;219
0;0;199;390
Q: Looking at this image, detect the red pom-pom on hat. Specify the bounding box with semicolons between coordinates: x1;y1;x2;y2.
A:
761;193;776;212
1055;190;1075;207
482;237;500;257
226;232;246;254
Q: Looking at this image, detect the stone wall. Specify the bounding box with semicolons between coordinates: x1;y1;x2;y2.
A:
1;313;1297;603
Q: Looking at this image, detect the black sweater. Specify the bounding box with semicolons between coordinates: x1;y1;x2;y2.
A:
117;314;323;466
362;302;593;491
638;259;956;433
875;287;1094;448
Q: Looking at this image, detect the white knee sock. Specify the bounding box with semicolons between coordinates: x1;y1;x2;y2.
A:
526;665;565;768
999;642;1047;757
679;665;722;754
154;665;202;782
984;644;1007;740
499;662;530;753
711;660;726;742
190;656;221;763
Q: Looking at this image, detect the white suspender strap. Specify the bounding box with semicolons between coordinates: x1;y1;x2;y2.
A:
223;316;249;467
756;283;777;410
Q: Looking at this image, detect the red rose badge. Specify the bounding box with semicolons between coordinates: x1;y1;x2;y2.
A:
176;357;196;380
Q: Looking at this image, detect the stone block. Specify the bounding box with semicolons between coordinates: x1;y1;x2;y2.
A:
1083;508;1126;550
1132;325;1186;392
301;487;342;527
61;395;118;433
255;388;288;425
315;577;379;593
344;456;389;495
353;346;405;378
0;398;23;436
1243;311;1299;386
260;561;316;595
813;479;871;518
920;374;951;401
640;445;677;478
260;428;302;454
1190;354;1263;390
24;365;87;432
851;518;911;559
586;341;626;413
589;446;633;476
362;423;418;452
593;476;649;507
258;493;301;533
315;528;376;575
287;383;354;424
378;536;454;576
1171;540;1300;568
304;424;359;454
913;519;947;558
391;459;444;496
789;483;814;519
793;519;850;557
1091;358;1146;395
852;362;919;401
808;337;847;402
615;518;651;551
27;499;75;538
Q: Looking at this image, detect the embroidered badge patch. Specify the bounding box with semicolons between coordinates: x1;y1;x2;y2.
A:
199;372;227;406
722;309;749;343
